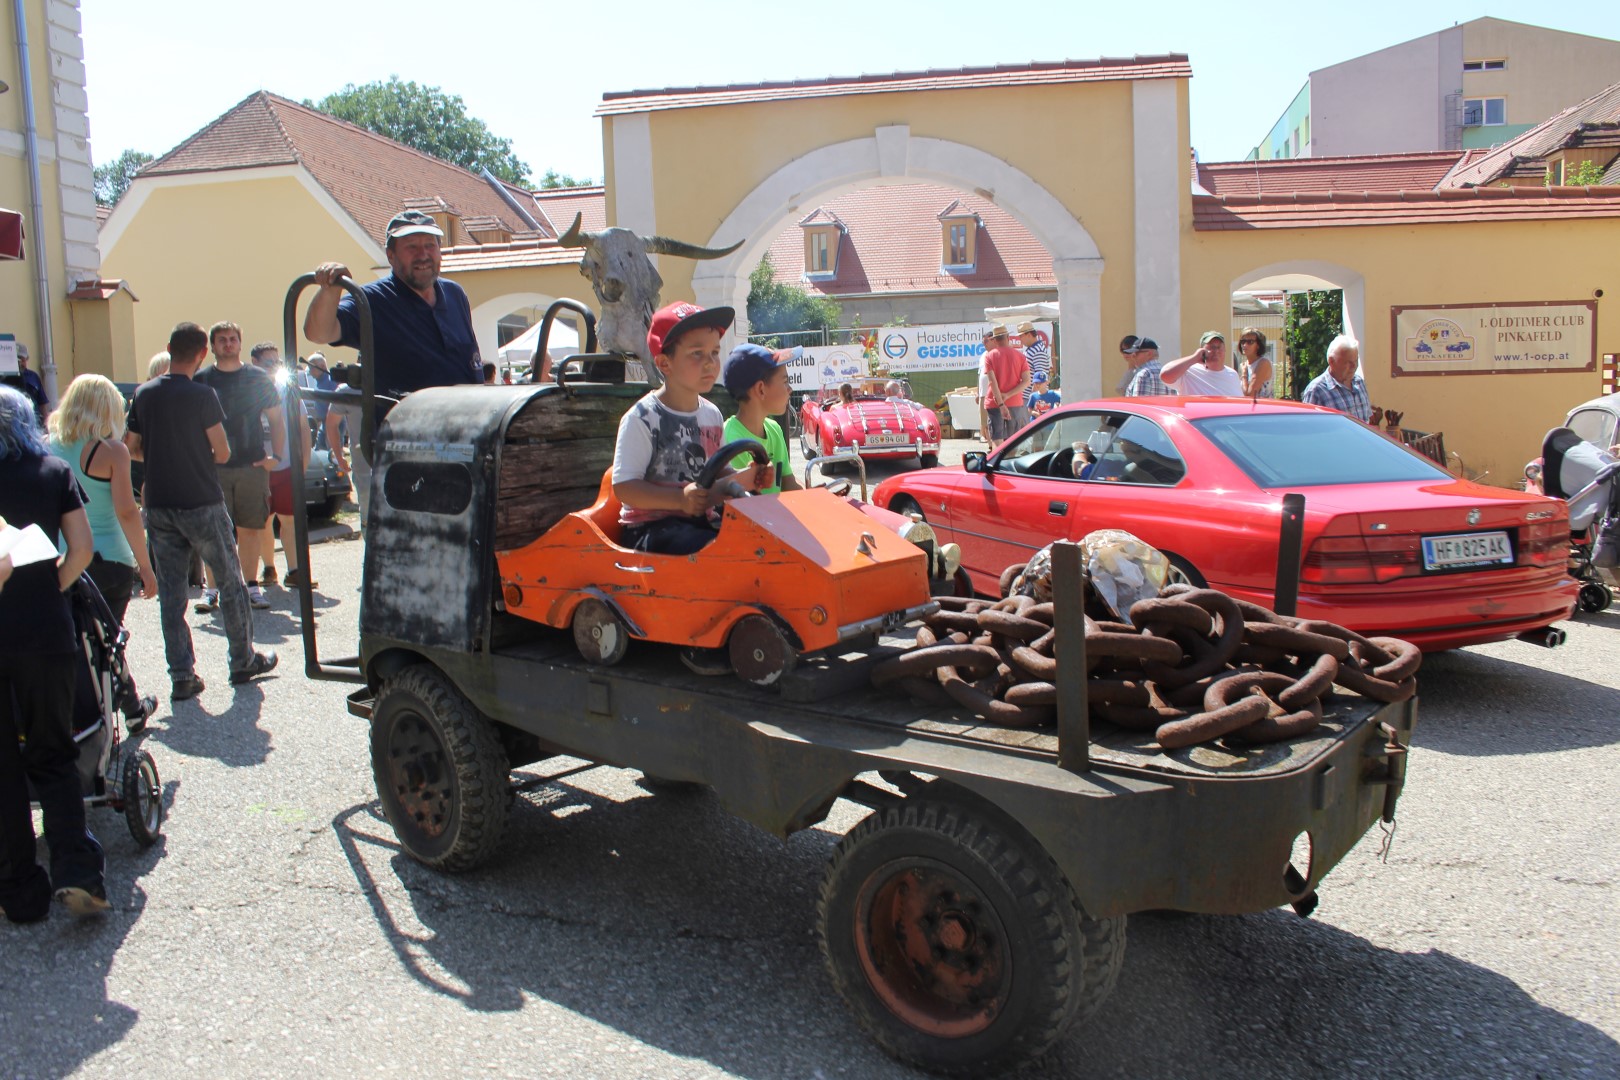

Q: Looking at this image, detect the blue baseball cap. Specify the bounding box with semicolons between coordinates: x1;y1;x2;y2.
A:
723;343;793;398
1032;371;1049;384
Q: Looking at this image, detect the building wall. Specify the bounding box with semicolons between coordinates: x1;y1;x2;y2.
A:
1;0;106;391
605;77;1167;396
100;169;377;376
1462;19;1620;143
1183;216;1616;486
1310;27;1458;157
1250;82;1311;161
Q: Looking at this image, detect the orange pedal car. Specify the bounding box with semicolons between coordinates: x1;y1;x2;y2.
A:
496;454;936;686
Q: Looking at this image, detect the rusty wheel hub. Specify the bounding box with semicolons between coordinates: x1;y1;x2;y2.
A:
855;860;1010;1038
385;711;451;840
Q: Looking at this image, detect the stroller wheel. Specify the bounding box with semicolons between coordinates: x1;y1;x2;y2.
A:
1577;580;1614;614
122;749;163;846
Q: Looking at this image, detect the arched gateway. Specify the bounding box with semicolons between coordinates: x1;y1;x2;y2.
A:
594;59;1193;397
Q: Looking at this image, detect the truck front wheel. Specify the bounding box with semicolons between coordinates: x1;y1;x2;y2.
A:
818;796;1124;1075
371;664;509;872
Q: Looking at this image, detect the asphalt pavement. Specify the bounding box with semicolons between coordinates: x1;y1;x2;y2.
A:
3;462;1617;1080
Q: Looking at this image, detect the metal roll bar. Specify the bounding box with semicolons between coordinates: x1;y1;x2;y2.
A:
283;273;375;684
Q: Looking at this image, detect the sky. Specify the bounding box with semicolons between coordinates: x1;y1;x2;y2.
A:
81;1;1620;183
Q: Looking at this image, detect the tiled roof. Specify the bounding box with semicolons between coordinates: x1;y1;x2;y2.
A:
531;185;607;237
762;182;1053;295
1197;151;1462;197
142;91;548;248
597;56;1192;115
1442;82;1620;188
1193;186;1620;230
439;239;591;274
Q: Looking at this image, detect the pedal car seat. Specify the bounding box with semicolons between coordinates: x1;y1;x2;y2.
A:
583;469;625;546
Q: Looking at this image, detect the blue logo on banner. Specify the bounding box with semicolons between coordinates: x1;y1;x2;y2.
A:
883;334;908;360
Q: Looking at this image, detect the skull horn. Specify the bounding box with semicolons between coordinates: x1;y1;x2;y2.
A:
557;212;598;249
645;235;745;261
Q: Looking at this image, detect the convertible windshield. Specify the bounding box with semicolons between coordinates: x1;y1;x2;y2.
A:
1192;412;1450;487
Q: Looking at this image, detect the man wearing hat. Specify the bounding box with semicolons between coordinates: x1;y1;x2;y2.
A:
303;210;482;402
1014;321;1051;407
1120;335;1174;397
1159;331;1244;396
13;343;49;424
982;324;1030;447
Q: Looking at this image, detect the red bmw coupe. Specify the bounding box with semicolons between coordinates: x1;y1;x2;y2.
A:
800;377;943;468
873;398;1577;651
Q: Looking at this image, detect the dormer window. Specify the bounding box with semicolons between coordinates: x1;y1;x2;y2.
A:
798;209;845;278
937;200;980;272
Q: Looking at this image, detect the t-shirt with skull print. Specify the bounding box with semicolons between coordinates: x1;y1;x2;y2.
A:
611;391;725;527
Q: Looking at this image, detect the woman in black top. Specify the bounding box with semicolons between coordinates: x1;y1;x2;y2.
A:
0;385;108;921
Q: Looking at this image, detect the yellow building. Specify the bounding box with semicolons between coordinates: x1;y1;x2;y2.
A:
1;0;133;393
101;57;1618;484
99;92;594;375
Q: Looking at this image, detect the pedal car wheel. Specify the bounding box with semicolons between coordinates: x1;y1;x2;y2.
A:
121;749;163;847
572;598;630;665
371;664;508;872
818;793;1123;1076
1577;580;1613;613
729;614;797;687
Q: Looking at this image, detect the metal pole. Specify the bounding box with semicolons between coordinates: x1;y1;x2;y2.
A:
1273;493;1306;619
1052;540;1090;772
12;0;58;403
282;273;373;683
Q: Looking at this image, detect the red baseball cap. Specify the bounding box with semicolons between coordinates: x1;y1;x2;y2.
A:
647;301;734;358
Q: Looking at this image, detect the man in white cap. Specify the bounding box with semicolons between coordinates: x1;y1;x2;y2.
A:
1159;331;1244;396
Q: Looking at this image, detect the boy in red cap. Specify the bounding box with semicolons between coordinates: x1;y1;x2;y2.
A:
611;303;766;554
721;343;801;495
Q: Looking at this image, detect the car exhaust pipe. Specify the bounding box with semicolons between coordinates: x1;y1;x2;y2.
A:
1516;627;1567;649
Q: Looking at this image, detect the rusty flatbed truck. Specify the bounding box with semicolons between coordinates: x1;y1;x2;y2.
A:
284;287;1416;1076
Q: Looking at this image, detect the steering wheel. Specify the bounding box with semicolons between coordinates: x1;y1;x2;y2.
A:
694;438;771;497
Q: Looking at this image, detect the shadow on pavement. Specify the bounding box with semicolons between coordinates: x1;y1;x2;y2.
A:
0;822;168;1076
329;770;1619;1080
151;682;273;768
1413;648;1619;755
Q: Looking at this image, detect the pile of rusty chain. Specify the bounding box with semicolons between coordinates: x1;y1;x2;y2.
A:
872;574;1420;748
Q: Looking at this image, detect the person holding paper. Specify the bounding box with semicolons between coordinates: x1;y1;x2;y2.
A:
0;385;108;921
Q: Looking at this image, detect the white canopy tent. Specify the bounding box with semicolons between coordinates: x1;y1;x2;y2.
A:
983;301;1060;324
496;318;580;371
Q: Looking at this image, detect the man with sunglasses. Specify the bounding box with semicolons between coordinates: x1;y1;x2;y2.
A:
1120;335;1174;397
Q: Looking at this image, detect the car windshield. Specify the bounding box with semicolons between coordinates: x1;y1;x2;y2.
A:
1192;412;1450;487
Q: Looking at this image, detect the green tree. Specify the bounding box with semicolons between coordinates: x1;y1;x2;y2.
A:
746;256;842;342
538;169;594;189
93;148;154;207
1548;159;1607;186
1281;289;1344;399
306;77;531;186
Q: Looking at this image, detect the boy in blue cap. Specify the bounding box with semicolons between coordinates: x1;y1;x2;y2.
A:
721;344;801;495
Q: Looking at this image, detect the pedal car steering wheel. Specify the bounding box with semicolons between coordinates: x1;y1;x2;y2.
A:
694;438;771;498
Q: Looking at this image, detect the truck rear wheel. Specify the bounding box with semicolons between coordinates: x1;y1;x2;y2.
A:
371;664;508;872
818;796;1123;1075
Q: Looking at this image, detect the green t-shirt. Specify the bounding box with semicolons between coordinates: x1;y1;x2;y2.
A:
723;414;789;495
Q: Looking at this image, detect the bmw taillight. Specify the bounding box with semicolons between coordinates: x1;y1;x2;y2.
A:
1521;520;1568;567
1302;533;1422;584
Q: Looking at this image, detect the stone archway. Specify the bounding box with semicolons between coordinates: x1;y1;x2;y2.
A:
1230;259;1366;345
689;125;1108;396
468;292;564;369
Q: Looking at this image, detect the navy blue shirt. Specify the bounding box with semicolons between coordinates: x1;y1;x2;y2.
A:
334;274;481;399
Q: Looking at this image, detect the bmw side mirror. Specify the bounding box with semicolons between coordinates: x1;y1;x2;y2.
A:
963;451;987;473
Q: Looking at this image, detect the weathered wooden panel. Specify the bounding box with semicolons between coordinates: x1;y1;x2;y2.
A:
495;389;635;551
505;392;635;442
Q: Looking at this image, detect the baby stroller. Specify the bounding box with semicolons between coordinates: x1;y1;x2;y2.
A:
1536;427;1620;614
27;577;165;846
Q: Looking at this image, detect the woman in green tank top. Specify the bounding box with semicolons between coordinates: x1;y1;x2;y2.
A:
47;375;157;623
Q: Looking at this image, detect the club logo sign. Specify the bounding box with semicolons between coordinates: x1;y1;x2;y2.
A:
883;334;908;360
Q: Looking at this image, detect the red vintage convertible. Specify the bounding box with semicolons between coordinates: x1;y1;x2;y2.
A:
873;398;1577;651
800;377;943;468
